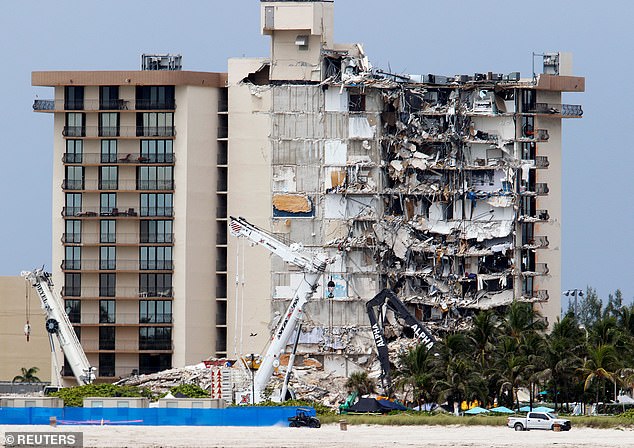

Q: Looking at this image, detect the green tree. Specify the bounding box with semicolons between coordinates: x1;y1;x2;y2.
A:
580;343;620;405
345;371;375;396
578;287;602;328
603;290;624;319
393;344;434;407
12;367;41;383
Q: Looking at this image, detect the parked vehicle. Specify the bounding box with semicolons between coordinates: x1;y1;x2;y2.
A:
507;412;571;431
288;408;321;428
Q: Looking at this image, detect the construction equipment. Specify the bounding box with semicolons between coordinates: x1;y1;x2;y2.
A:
366;289;435;396
21;268;95;386
229;216;334;404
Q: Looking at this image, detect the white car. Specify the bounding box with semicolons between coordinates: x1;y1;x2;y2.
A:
507;412;571;431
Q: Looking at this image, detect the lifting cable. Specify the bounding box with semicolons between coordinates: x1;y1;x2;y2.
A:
24;279;31;342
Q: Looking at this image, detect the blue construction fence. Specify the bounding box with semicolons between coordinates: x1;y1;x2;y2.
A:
0;406;315;426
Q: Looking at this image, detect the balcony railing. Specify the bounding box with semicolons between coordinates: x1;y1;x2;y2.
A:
62;206;173;218
522;235;549;249
62;126;175;138
82;340;173;352
63;153;175;164
534;156;550;168
61;179;173;192
33;98;179;112
76;313;173;325
520;128;549;142
61;286;173;298
61;259;173;271
535;183;549;195
528;103;583;117
62;232;173;245
523;263;550;276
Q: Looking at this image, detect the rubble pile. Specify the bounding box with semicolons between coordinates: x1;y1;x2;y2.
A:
114;364;211;394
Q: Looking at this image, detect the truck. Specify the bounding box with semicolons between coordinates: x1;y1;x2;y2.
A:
22;268;95;386
229;216;334;403
507;412;571;431
366;289;435;396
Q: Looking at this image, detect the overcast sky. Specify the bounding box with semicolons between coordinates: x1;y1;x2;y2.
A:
1;1;632;306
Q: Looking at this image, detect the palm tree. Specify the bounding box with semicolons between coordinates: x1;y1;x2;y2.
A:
12;366;41;383
345;371;375;396
393;344;434;407
434;356;487;414
468;310;499;367
580;343;620;405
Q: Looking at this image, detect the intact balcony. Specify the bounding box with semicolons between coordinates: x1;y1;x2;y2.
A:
62;152;175;164
527;103;583;118
33;99;130;112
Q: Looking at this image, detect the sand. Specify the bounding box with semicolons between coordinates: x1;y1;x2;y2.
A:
2;423;634;447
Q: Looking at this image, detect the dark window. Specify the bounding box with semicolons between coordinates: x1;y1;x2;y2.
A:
348;93;366;112
99;273;116;297
522;222;535;246
135;86;175;109
521;89;536;113
99;326;115;350
64;166;84;190
139;354;171;374
140;246;172;270
140;300;172;323
100;86;120;110
100;246;116;270
64;112;85;137
101;140;117;163
65;140;83;163
137;166;173;190
65;220;81;243
65;193;82;216
140;140;173;163
139;274;172;297
64;86;84;110
99;353;115;377
99;166;118;190
139;327;172;350
99;300;115;323
136;112;174;136
64;273;81;296
100;220;116;243
140;220;173;243
64;246;81;270
99;113;119;137
65;299;81;323
100;193;117;215
140;193;173;217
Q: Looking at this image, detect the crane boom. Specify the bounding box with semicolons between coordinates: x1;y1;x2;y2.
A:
22;269;95;385
230;216;331;403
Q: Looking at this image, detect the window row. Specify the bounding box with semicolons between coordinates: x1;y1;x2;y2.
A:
64;273;172;298
66;353;172;377
64;220;173;244
63;246;173;270
64;299;172;324
64;166;173;190
63;86;175;111
65;140;174;164
63;113;174;137
65;193;173;217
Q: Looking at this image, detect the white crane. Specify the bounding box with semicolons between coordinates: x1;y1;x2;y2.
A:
22;268;95;386
229;216;333;403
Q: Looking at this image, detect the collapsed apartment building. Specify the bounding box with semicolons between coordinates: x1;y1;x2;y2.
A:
227;0;584;375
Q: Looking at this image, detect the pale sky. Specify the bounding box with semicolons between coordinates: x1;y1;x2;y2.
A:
1;0;632;305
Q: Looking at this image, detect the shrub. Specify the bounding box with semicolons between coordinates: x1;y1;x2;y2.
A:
50;384;151;407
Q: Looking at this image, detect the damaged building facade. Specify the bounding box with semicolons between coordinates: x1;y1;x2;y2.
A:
227;0;584;373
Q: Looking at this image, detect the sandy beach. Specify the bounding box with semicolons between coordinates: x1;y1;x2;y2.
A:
2;424;634;448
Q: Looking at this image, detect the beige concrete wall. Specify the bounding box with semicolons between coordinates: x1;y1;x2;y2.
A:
534;90;563;326
0;276;51;382
227;58;273;357
172;85;219;366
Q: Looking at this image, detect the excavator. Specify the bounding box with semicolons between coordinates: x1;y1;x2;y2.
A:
366;289;435;396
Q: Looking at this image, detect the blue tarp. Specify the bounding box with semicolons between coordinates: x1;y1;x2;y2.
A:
489;406;514;414
0;406;314;426
464;406;489;415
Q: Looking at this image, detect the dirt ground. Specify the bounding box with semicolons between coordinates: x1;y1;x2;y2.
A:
2;423;634;448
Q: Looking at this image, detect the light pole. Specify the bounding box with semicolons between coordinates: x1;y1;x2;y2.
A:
563;289;584;319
